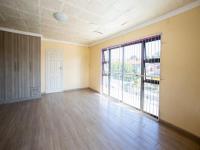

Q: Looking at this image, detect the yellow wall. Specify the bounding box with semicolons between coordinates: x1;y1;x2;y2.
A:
41;40;90;93
89;6;200;136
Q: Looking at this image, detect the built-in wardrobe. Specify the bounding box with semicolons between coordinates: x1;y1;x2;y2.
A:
0;30;41;104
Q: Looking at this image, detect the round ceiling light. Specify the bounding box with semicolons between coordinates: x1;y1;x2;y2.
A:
53;12;68;22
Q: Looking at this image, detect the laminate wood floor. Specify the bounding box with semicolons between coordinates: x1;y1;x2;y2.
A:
0;89;199;150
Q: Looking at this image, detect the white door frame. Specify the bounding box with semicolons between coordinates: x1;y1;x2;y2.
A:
45;49;64;93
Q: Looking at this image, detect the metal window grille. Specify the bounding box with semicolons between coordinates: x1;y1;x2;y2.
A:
102;35;161;118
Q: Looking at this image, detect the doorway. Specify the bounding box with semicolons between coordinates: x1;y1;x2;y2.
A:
46;49;64;93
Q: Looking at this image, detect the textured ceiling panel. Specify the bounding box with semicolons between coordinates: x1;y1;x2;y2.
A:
0;0;197;45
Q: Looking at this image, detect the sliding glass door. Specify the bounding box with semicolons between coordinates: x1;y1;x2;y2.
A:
143;39;161;116
123;44;142;109
110;48;123;100
102;35;161;118
102;50;109;95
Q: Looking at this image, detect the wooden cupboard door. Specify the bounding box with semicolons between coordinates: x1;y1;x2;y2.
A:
18;34;30;98
0;31;5;102
4;32;19;101
3;31;41;102
29;36;41;97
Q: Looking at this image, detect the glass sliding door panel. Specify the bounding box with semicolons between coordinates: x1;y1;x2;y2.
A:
110;73;122;99
123;75;141;108
110;48;123;100
143;83;159;116
124;44;141;75
102;50;110;95
123;43;142;108
103;63;109;74
103;75;109;95
110;48;123;73
143;39;161;117
102;50;109;75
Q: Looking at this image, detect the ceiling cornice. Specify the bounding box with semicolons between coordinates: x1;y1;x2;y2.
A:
0;27;42;37
89;0;200;47
0;27;88;47
42;38;88;47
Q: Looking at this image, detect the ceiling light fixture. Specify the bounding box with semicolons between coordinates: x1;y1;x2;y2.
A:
93;31;103;35
121;21;128;26
53;12;68;22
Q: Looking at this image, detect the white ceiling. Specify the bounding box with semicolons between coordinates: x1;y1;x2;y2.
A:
0;0;197;45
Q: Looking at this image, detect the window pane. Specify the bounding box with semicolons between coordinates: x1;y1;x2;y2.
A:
103;75;109;95
145;40;161;59
110;73;122;100
123;75;141;109
103;50;109;62
110;48;123;73
103;63;109;75
110;47;123;100
145;63;160;81
143;83;159;116
124;43;142;75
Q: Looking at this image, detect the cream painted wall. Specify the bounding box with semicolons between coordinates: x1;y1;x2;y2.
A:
41;41;90;93
89;6;200;136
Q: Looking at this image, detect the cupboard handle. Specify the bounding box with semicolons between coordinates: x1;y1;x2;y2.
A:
29;62;32;72
17;61;19;72
14;62;16;72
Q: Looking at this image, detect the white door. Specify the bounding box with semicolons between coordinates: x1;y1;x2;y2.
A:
46;49;64;93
